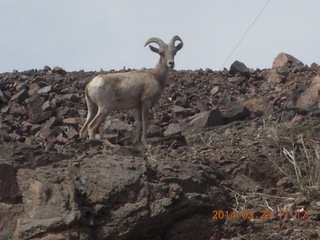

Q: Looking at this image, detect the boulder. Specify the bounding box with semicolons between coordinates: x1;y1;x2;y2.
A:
296;75;320;108
229;60;250;78
224;103;251;123
180;108;224;132
13;153;226;239
272;52;303;68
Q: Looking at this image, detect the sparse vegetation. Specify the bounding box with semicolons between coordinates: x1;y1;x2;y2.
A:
280;137;320;198
6;231;13;240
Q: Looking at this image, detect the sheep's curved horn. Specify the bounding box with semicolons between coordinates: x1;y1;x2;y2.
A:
170;35;183;46
170;35;183;51
144;37;165;47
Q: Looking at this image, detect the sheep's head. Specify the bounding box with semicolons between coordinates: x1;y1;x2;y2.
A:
144;35;183;69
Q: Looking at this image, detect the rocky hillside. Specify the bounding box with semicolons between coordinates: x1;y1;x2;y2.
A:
1;53;320;239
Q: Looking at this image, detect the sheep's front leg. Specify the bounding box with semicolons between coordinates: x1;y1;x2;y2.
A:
141;101;152;146
133;107;142;144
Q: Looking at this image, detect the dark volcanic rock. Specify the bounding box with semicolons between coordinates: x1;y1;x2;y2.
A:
180;108;224;132
25;94;52;123
1;61;320;239
229;60;250;78
10;89;28;104
224;103;251;123
13;151;226;240
0;163;20;203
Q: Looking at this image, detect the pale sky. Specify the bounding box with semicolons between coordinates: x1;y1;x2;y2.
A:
1;0;319;73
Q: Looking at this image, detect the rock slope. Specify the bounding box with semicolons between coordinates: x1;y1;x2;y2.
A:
1;54;320;239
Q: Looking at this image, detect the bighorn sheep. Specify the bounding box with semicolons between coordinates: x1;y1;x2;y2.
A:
79;35;183;146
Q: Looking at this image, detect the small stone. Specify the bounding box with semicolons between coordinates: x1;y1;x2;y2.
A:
163;123;181;137
67;126;79;139
9;103;26;116
21;121;33;133
210;86;219;96
28;83;41;96
10;89;29;104
42;101;56;112
172;105;192;120
147;124;163;137
38;85;53;95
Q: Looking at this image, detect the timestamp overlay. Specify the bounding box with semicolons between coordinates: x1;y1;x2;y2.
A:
212;210;308;220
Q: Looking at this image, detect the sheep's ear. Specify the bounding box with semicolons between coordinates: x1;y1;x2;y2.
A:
149;45;159;53
175;42;183;51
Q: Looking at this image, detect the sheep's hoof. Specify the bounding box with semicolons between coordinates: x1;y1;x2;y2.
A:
102;139;116;148
133;138;140;146
141;139;149;148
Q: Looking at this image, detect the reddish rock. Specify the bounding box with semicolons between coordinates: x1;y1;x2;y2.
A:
296;75;320;108
272;52;303;68
28;83;41;96
62;117;85;125
180;108;224;132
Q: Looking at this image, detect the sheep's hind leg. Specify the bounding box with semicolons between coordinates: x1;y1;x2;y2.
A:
88;108;110;139
79;97;98;138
